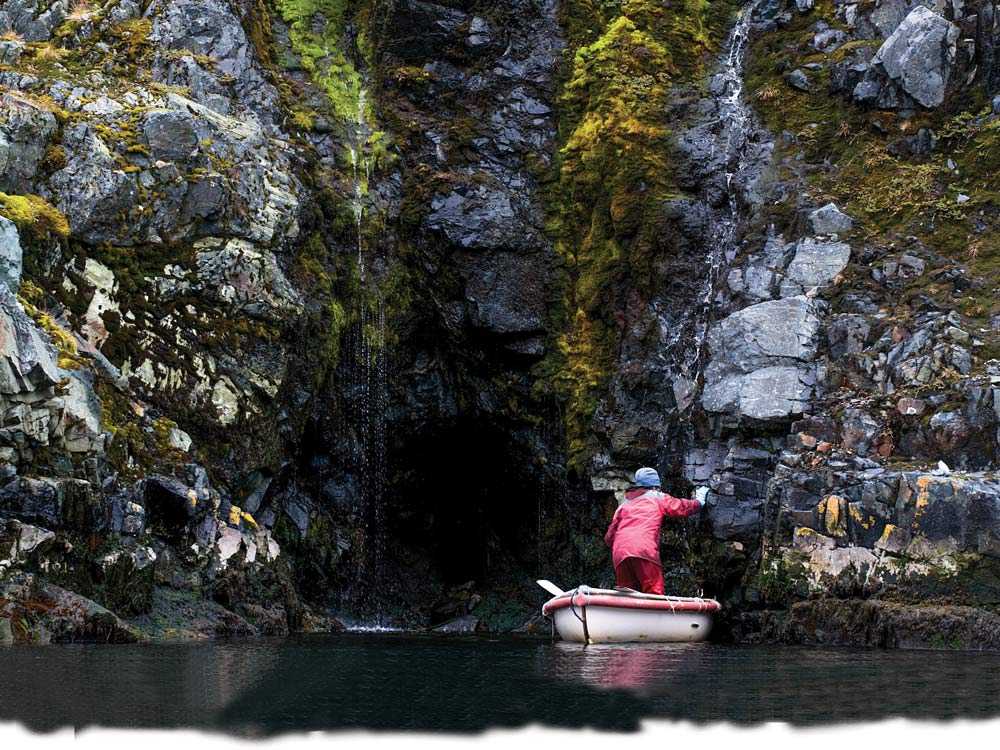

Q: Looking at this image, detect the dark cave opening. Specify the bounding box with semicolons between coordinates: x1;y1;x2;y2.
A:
388;419;546;588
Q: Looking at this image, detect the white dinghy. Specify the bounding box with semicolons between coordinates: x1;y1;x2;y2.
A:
537;580;721;644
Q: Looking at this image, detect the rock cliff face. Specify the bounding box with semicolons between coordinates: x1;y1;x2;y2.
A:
2;0;1000;645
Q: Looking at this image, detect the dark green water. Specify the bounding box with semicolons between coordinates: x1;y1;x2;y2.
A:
2;633;1000;735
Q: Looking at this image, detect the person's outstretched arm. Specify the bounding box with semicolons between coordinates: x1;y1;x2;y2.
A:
658;488;708;519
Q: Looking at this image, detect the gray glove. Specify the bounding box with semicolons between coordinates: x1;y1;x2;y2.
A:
694;486;709;506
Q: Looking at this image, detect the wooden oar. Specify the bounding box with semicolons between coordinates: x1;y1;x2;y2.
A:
535;579;565;597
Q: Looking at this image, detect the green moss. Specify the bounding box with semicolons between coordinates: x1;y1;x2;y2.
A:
753;553;797;605
538;0;738;468
91;357;191;479
290;105;317;131
384;65;431;89
0;192;70;239
288;228;356;385
18;281;85;370
273;2;385;157
242;0;276;68
103;18;153;62
41;145;68;172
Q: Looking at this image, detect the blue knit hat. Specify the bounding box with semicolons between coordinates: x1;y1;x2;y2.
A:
635;467;661;487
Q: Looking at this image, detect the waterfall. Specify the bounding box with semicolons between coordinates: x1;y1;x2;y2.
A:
341;81;393;629
688;0;767;383
350;87;370;280
343;299;391;628
651;0;770;484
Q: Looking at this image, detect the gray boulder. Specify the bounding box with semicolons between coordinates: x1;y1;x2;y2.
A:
461;249;549;340
853;78;882;103
0;284;60;396
0;39;23;66
46;122;141;245
0;572;139;644
780;238;851;296
786;69;813;91
703;365;815;421
48;95;300;246
872;7;958;108
708;296;821;363
841;409;879;454
0;216;21;294
813;29;849;54
0;0;69;42
426;181;541;252
148;0;281;121
807;203;854;235
736;235;794;301
432;615;480;633
868;0;912;39
0;519;54;570
109;488;147;535
55;370;104;454
0;477;61;528
141;109;199;163
0;92;58;192
193;238;304;321
701;297;822;422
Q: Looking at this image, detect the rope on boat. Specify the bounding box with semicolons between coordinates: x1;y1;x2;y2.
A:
567;585;592;646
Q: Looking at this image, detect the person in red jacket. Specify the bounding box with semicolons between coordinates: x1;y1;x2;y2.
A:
604;467;709;595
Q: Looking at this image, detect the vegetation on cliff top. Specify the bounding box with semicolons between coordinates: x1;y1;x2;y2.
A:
744;0;1000;348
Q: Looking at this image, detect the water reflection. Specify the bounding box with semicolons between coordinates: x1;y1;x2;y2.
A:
540;641;1000;724
2;635;1000;735
545;642;704;695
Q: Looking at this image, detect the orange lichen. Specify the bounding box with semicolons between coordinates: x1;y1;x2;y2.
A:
818;494;847;536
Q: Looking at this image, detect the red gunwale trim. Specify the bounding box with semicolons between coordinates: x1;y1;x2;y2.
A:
543;593;722;616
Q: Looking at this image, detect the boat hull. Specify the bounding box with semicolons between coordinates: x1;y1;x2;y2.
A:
542;588;720;644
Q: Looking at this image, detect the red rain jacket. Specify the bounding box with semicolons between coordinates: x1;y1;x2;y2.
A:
604;488;702;568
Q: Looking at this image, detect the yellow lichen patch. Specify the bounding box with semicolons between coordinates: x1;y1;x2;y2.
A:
818;494;847;536
848;503;872;530
877;524;896;545
876;523;911;552
228;504;242;526
913;475;936;515
187;490;198;508
240;512;259;533
792;527;835;553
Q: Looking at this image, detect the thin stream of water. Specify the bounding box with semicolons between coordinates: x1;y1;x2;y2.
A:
689;0;766;383
341;79;391;627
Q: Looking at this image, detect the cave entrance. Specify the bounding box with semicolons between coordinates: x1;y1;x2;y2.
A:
388;419;544;588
